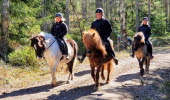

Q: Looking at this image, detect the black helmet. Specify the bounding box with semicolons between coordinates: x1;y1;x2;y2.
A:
142;17;148;21
55;13;63;18
96;8;104;13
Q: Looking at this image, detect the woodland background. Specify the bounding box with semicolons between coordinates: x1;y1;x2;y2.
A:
0;0;170;66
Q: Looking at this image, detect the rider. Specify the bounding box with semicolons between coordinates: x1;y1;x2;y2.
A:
51;13;69;59
131;17;154;59
78;8;118;65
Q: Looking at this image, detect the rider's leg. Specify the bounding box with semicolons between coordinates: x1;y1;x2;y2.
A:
104;39;118;65
147;40;154;59
61;38;69;59
130;42;135;58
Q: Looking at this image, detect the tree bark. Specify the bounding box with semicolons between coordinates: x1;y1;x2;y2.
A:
1;0;10;61
148;0;151;25
66;0;70;31
109;0;114;20
95;0;103;8
166;0;170;32
41;0;47;31
135;0;140;32
81;0;87;20
119;0;127;50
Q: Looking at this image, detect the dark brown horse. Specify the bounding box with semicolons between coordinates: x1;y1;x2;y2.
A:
82;29;114;90
133;32;151;83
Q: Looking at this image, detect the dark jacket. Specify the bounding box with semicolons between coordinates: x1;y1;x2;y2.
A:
137;25;151;41
51;21;68;39
91;19;112;41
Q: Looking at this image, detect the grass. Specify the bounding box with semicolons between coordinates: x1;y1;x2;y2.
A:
0;46;169;89
0;60;50;88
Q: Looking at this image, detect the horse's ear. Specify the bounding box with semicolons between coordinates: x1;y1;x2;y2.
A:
140;35;145;44
92;33;95;37
29;36;35;41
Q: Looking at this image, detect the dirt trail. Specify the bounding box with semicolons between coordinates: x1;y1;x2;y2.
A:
0;47;170;100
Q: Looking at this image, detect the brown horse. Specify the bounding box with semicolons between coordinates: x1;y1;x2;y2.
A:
82;29;114;90
133;32;151;83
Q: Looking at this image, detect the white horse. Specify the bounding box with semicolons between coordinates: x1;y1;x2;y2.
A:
30;32;78;86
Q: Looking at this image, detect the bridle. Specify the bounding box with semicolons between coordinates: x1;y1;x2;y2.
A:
41;40;56;57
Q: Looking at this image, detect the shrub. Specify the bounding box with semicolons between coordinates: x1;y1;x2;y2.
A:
8;46;40;67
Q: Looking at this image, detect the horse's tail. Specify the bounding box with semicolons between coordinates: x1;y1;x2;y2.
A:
67;39;78;65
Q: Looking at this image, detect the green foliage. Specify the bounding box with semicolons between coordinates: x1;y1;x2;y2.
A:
8;46;40;67
66;33;85;54
151;36;170;47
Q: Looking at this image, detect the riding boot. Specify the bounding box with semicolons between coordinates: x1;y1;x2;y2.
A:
147;41;154;59
63;40;69;60
130;44;135;58
78;51;86;63
109;49;118;65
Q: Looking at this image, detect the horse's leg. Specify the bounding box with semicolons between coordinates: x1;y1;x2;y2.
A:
95;65;102;90
66;57;76;84
146;57;150;75
138;58;145;83
90;65;95;83
101;65;105;81
106;62;113;84
145;58;149;74
50;61;59;87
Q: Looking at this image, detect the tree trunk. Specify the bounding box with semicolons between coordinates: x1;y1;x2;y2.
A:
95;0;103;8
1;0;10;61
167;0;170;32
135;0;140;32
109;0;114;20
148;0;151;25
81;0;87;20
119;0;127;50
104;0;108;19
41;0;47;31
66;0;70;31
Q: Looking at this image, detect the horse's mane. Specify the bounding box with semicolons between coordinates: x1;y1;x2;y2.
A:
134;32;145;44
82;29;107;56
39;32;55;41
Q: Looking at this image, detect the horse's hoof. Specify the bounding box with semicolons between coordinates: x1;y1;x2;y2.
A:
145;70;149;75
66;80;70;84
106;81;110;84
94;86;99;91
101;76;105;80
51;83;57;87
140;77;144;84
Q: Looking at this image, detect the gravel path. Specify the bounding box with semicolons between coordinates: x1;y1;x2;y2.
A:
0;47;170;100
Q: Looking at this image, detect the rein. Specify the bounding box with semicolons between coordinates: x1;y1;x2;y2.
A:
43;40;56;55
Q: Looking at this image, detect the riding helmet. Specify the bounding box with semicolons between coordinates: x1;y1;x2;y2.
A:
142;17;149;21
96;8;104;13
56;13;63;18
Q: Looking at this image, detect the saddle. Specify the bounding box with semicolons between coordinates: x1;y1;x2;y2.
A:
55;37;68;55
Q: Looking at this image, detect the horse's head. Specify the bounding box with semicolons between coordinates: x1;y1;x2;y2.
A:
30;35;46;59
133;32;145;51
82;29;98;57
82;29;105;58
